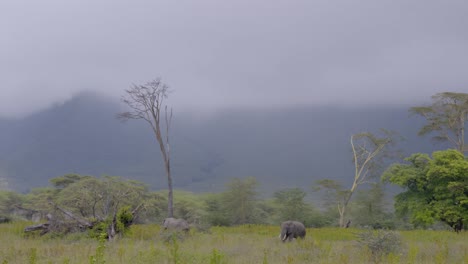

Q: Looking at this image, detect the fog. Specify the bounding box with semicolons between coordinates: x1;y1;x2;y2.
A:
1;0;468;117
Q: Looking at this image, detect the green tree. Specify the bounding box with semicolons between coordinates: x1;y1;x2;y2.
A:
56;177;104;218
23;187;58;213
23;175;150;238
98;176;147;219
172;190;206;224
383;149;468;231
273;188;307;222
50;174;91;189
350;183;394;229
410;92;468;153
204;193;231;226
222;177;259;225
273;188;308;221
0;190;25;216
143;192;168;223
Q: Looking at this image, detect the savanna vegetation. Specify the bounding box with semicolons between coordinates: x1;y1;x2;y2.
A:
0;222;467;263
0;92;467;263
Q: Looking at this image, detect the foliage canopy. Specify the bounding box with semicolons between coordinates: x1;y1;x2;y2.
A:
383;149;468;230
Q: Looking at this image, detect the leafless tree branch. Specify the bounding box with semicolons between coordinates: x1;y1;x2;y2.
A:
117;78;175;217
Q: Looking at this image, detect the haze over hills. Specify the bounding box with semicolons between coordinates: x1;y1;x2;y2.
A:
0;93;446;194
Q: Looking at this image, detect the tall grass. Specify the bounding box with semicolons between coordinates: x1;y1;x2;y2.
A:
0;222;466;263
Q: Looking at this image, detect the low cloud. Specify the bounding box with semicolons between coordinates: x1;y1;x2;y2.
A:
1;0;467;117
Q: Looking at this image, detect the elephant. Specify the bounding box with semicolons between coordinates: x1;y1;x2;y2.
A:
279;220;306;242
162;217;190;232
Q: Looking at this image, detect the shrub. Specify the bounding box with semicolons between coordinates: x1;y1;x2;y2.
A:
116;206;133;233
356;230;402;262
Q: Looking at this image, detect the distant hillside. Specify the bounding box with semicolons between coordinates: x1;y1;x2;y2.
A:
0;93;446;194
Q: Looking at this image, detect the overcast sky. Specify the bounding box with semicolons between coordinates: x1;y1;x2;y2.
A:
1;0;467;117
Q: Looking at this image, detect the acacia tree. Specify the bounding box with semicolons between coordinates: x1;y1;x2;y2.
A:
273;188;319;226
316;130;395;227
23;175;147;239
410;92;468;154
222;177;258;225
117;78;174;217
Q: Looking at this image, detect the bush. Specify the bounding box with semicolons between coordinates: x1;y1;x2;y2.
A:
356;230;402;262
116;206;133;232
89;222;109;239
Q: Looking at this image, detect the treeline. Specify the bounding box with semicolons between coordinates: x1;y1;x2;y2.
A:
1;152;467;235
0;168;459;232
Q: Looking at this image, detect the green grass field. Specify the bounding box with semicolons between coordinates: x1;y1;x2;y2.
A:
0;222;466;264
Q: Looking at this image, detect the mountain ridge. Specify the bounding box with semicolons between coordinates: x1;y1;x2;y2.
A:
0;93;445;194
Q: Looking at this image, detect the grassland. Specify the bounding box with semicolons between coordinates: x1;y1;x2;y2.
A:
0;222;467;264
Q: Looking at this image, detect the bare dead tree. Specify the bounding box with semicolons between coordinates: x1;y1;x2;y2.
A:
337;130;394;228
117;78;175;217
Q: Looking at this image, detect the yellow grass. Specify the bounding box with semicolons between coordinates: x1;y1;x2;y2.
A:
0;222;466;264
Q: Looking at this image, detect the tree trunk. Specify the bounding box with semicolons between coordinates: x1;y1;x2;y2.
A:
166;158;174;218
154;126;173;218
338;197;351;228
338;205;346;228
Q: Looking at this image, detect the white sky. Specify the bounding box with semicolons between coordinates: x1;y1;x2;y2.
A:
1;0;468;117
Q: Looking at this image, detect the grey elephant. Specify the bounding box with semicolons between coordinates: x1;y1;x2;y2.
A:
279;220;306;242
162;217;190;232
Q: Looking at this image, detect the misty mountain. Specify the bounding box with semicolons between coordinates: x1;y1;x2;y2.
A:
0;93;446;194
